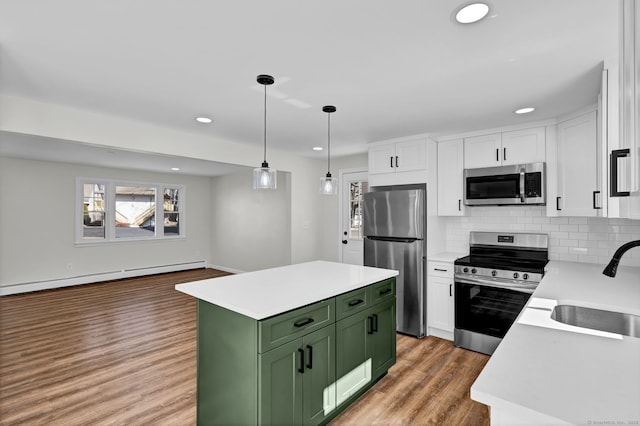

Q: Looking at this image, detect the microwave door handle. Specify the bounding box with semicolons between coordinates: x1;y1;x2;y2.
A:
519;168;525;203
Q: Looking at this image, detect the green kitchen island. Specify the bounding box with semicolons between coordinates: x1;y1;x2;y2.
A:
175;260;399;426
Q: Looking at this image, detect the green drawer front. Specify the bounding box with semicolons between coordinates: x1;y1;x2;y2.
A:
370;278;396;305
335;287;370;320
258;299;335;353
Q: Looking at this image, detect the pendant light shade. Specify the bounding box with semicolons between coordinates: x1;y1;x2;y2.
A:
319;105;338;195
253;74;277;190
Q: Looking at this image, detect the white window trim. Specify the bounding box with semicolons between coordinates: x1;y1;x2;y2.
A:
76;177;186;245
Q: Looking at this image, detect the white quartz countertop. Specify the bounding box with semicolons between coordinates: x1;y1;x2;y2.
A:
427;251;467;263
175;260;398;320
471;260;640;425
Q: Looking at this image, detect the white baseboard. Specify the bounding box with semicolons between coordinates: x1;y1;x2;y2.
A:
427;327;454;341
207;264;246;274
0;261;210;296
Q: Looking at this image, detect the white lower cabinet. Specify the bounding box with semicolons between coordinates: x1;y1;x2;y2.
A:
427;261;455;340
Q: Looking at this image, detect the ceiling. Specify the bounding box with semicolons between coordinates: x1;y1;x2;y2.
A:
0;0;618;171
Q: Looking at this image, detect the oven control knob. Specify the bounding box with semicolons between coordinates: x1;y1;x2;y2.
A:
523;273;529;280
463;267;468;273
491;270;497;277
471;268;477;274
513;272;520;279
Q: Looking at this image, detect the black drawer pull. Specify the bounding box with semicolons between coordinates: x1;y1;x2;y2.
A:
306;345;313;370
434;268;447;272
379;288;392;296
372;314;378;332
298;348;305;373
367;316;374;334
293;318;314;328
348;299;364;307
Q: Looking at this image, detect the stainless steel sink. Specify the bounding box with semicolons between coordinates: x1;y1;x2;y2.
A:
551;305;640;338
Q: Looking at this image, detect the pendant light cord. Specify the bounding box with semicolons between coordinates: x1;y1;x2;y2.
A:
263;83;267;164
327;112;331;174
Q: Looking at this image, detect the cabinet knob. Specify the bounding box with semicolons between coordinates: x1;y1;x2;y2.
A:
342;240;348;245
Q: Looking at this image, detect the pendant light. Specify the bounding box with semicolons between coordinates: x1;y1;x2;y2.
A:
319;105;338;195
253;74;277;189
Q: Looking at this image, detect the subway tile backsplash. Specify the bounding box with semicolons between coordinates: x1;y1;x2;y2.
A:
445;206;640;267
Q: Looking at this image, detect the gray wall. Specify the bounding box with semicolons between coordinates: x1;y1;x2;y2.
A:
210;170;292;272
0;156;213;287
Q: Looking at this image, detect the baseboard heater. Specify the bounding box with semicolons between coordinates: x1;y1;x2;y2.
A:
0;261;208;296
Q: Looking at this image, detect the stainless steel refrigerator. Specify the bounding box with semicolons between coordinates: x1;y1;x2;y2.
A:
363;186;426;338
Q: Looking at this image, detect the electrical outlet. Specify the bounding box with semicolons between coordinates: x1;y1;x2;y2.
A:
66;262;73;271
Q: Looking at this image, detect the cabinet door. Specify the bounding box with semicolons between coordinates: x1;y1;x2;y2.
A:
501;127;546;165
427;275;454;333
395;139;427;172
335;309;370;407
437;139;465;216
464;133;502;168
258;339;303;426
368;143;396;175
619;1;640;219
556;111;600;217
335;309;369;378
367;298;396;380
302;326;336;426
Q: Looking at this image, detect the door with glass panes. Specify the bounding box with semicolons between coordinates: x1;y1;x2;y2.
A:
341;171;367;265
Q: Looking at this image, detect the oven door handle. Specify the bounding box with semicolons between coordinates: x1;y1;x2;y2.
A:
455;276;536;294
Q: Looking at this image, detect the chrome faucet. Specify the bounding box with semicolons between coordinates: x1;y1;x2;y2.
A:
602;240;640;277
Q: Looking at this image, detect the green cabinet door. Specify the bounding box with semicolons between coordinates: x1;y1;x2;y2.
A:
367;298;396;380
302;325;335;426
335;309;369;379
258;325;335;426
258;339;303;426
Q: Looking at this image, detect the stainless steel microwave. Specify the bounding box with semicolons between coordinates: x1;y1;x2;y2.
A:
464;162;545;206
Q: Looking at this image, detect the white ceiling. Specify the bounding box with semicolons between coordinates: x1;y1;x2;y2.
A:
0;0;618;172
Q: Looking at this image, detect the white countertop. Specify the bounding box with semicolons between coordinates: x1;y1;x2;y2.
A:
427;251;467;263
175;260;399;320
471;261;640;425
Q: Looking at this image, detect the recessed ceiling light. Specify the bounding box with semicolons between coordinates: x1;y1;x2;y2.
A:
171;167;180;171
515;107;535;114
455;3;490;24
195;116;212;124
313;146;323;151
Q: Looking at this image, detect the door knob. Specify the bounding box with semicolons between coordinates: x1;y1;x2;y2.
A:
342;240;348;245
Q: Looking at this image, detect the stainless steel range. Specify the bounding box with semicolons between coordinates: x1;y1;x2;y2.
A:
454;232;548;355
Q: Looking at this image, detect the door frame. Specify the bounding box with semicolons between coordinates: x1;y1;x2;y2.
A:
338;168;368;263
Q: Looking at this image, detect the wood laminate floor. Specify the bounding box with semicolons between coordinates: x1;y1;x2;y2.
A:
0;269;490;425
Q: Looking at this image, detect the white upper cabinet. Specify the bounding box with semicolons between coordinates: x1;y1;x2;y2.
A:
616;0;640;219
463;133;502;168
463;127;546;169
368;143;397;175
368;137;427;175
553;110;602;217
437;139;464;216
368;136;430;187
501;127;546;166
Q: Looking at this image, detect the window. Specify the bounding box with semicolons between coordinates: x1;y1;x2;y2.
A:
348;181;367;239
163;188;180;236
77;178;184;243
115;185;156;239
83;183;106;239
